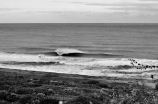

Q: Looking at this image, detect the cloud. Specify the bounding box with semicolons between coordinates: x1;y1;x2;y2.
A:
0;0;158;23
51;0;158;14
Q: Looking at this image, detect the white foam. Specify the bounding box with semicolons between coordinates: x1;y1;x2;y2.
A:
0;52;158;80
0;52;58;62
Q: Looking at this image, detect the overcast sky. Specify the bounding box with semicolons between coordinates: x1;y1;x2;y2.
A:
0;0;158;23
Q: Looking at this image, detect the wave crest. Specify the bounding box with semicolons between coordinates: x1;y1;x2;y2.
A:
55;48;85;56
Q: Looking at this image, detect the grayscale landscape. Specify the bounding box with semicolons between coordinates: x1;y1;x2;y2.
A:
0;0;158;104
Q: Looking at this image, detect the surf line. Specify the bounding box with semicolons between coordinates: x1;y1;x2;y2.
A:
38;54;64;64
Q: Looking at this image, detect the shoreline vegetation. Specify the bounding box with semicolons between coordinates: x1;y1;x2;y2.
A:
0;67;158;104
1;51;158;103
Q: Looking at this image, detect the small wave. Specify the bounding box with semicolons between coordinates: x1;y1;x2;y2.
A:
44;51;123;58
44;48;123;58
60;52;123;58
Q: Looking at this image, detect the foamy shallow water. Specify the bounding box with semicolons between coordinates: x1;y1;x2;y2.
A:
0;52;158;80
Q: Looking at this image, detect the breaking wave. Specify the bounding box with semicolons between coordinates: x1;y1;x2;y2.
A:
0;50;158;78
44;48;123;58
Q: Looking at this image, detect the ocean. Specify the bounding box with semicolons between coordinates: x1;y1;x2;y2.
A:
0;23;158;59
0;23;158;79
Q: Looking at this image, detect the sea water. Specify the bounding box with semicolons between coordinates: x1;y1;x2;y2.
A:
0;23;158;79
0;23;158;59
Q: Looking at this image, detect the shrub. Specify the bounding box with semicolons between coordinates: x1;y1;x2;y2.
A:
39;79;50;84
4;81;16;85
26;82;42;87
39;98;58;104
34;99;40;104
16;88;34;95
36;93;45;98
98;83;110;88
66;96;101;104
34;88;47;94
17;75;24;79
0;85;10;91
0;81;6;86
42;73;53;78
0;90;9;100
6;93;19;102
155;83;158;91
47;89;55;95
19;94;34;104
85;80;100;85
0;100;10;104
